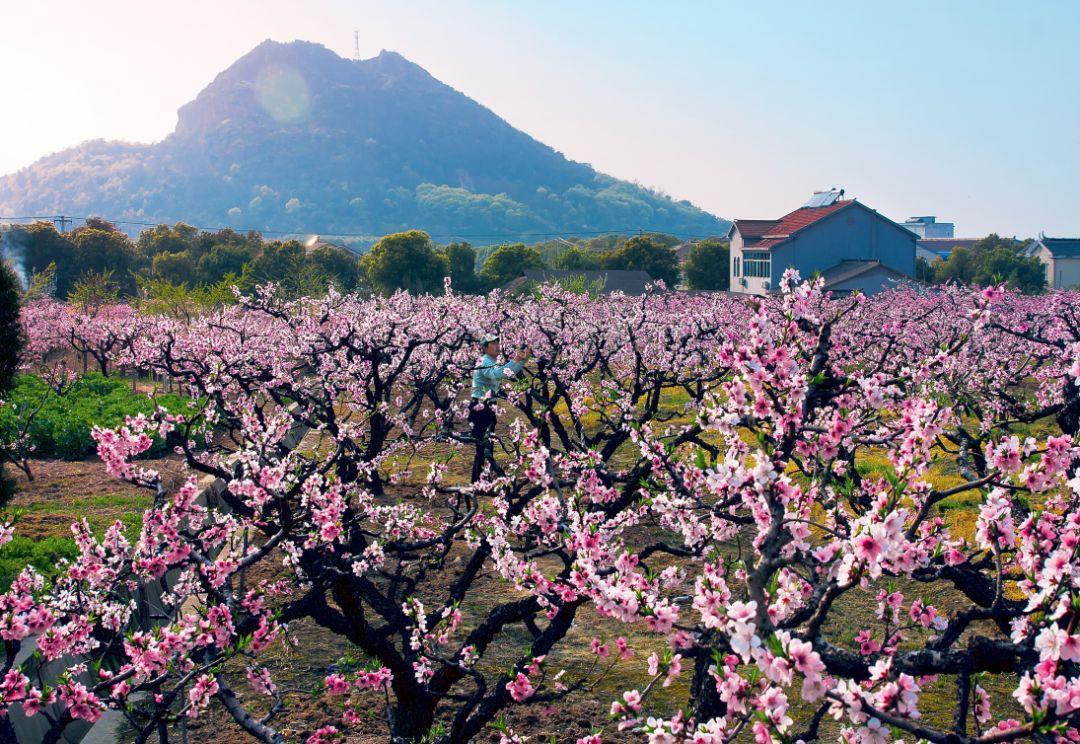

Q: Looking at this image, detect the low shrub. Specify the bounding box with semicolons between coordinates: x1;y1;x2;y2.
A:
0;373;201;460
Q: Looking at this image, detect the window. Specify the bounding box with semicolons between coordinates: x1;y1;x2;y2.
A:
734;257;741;277
743;251;771;278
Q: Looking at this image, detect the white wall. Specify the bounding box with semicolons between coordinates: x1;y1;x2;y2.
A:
729;231;772;295
1052;257;1080;289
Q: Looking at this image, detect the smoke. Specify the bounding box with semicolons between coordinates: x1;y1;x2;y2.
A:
0;227;29;289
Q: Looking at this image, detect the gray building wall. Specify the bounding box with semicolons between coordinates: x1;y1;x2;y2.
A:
826;265;908;295
902;217;954;239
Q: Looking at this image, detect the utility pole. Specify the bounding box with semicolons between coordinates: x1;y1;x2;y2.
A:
354;30;361;61
54;215;71;233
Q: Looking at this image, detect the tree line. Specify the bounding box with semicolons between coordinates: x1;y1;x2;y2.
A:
916;233;1046;293
7;219;734;301
7;219;1051;303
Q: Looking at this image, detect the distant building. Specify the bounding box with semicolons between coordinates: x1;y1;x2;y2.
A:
1023;236;1080;289
902;216;955;239
304;234;360;256
915;237;980;263
503;269;655;296
672;241;697;261
727;190;916;296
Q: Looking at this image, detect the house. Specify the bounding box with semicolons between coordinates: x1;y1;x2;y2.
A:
916;237;980;263
304;234;361;256
727;190;916;296
673;241;697;261
503;269;655;296
902;216;955;239
1023;236;1080;289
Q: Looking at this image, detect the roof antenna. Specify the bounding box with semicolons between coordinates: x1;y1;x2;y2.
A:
353;30;361;61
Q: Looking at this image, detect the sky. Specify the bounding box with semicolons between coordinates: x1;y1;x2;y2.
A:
2;0;1078;237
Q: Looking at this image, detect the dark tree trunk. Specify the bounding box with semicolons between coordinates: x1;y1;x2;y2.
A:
1057;379;1080;436
388;690;437;743
690;649;727;726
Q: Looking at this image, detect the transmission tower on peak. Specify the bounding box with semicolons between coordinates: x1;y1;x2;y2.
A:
354;30;360;61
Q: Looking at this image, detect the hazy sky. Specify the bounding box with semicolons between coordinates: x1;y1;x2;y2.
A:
3;0;1078;237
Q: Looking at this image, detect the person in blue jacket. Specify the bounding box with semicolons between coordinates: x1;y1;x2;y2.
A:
469;333;529;482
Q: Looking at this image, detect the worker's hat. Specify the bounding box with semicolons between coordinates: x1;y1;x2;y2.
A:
481;333;500;345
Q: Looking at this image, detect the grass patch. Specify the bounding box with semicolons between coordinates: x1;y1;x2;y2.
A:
0;372;201;460
0;490;152;588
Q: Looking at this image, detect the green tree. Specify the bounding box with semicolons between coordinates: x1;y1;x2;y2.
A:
440;242;483;294
929;234;1045;294
199;242;258;284
136;223;200;265
0;261;22;504
67;270;121;308
151;251;198;286
972;247;1045;293
682;240;730;290
12;222;75;297
553;246;601;271
307;245;361;291
600;235;680;287
915;256;937;283
479;243;545;288
0;263;22;393
70;225;138;296
193;228;262;260
251;240;305;284
366;231;448;295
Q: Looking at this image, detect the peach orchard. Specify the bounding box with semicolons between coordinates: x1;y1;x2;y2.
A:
3;272;1080;744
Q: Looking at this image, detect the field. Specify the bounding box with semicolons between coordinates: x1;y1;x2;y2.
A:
2;280;1080;744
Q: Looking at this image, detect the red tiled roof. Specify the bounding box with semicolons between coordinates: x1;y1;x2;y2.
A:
731;219;778;238
735;200;854;249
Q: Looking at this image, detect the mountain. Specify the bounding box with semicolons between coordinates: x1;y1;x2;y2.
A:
0;41;727;243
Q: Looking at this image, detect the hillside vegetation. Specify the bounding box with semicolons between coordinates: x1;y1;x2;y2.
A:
0;41;726;240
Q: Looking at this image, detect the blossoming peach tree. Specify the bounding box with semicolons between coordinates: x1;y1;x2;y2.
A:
1;276;1079;744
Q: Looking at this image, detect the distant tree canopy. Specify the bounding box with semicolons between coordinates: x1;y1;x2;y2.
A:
70;226;139;297
479;243;546;287
0;261;20;503
0;262;22;393
10;220;367;302
682;240;730;291
599;235;680;287
439;242;482;294
151;250;199;286
366;231;449;295
552;246;601;271
922;234;1045;294
308;244;362;291
6;219;737;299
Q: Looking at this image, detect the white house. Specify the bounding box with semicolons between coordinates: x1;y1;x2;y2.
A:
1023;236;1080;289
901;216;954;239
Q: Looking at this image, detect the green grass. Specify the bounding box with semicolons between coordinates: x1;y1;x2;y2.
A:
0;535;79;588
0;490;152;588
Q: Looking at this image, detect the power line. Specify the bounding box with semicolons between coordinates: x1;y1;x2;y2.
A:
0;214;722;242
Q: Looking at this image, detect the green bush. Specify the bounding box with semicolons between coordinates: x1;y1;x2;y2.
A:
0;535;79;588
0;373;201;460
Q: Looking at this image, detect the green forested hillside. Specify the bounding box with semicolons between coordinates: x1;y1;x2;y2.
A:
0;41;726;240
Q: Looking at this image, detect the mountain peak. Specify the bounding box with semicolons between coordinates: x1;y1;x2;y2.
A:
0;40;726;241
174;40;440;139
